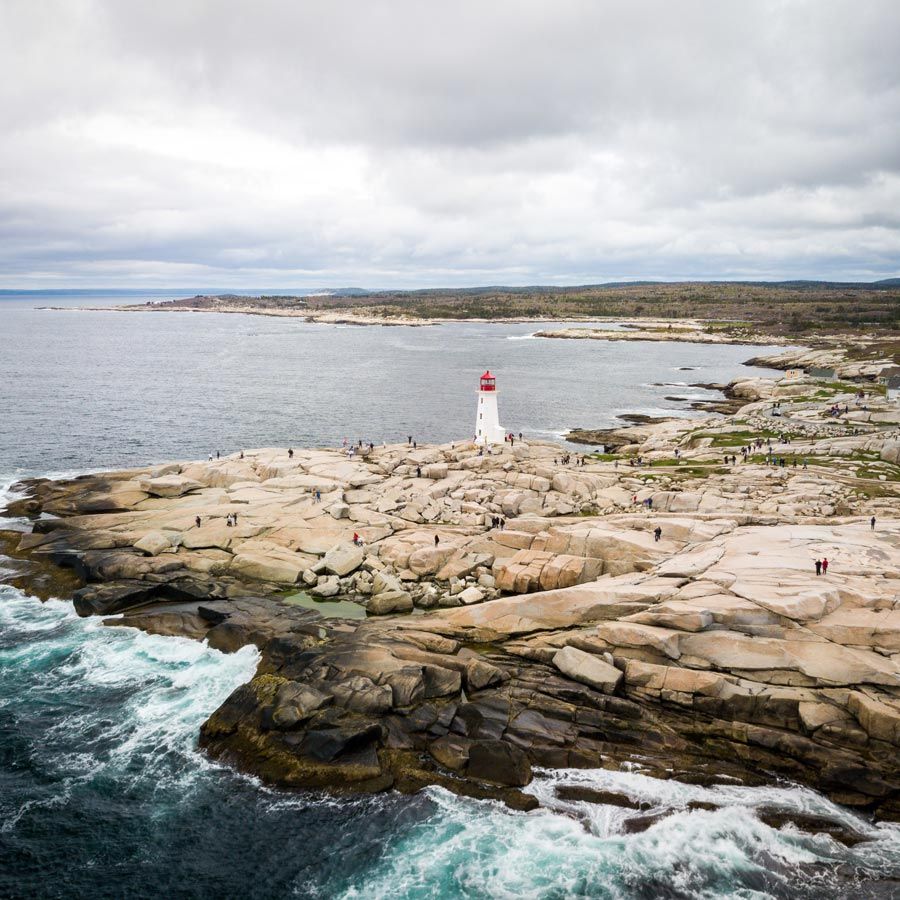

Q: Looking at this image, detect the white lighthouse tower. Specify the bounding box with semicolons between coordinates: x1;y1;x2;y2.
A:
475;370;505;445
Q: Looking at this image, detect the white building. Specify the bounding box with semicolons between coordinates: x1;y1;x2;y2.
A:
475;369;505;445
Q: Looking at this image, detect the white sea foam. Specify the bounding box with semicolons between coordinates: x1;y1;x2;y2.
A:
337;769;900;900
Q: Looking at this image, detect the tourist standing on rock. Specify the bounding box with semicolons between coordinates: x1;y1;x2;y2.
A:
416;466;422;478
434;535;440;547
871;516;876;530
315;490;321;503
654;526;662;542
216;450;220;459
288;448;294;459
239;450;244;459
822;557;829;575
815;559;822;576
407;435;412;445
195;516;202;529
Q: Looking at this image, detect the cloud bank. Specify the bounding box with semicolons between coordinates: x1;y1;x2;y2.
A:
2;0;899;288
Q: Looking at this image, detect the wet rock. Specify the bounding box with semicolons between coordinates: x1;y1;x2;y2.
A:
554;785;650;809
299;719;385;762
466;739;532;787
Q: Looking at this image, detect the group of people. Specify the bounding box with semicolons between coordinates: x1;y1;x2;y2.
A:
490;516;506;530
814;557;830;576
225;513;239;527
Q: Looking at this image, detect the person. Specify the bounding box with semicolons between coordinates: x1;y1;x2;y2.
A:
239;450;244;459
216;450;220;459
408;435;412;446
416;466;422;478
871;516;876;530
315;489;321;503
288;448;294;459
413;441;417;449
208;453;213;461
434;534;440;547
226;514;232;527
233;512;238;525
518;432;523;440
352;532;359;546
815;559;822;576
195;515;202;528
654;526;662;542
822;557;829;575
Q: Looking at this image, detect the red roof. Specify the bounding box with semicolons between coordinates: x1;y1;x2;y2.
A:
480;370;494;379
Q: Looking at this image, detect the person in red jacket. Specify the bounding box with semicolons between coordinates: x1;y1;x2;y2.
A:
822;557;829;575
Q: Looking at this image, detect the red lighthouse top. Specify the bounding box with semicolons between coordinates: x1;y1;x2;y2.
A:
479;370;496;391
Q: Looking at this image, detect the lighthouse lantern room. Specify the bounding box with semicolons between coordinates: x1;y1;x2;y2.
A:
475;370;505;445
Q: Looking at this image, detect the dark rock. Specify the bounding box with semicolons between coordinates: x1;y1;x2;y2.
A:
555;785;650;809
466;739;532;787
271;683;332;728
198;605;230;625
429;735;471;771
331;676;393;715
300;720;384;762
622;811;670;834
757;809;873;846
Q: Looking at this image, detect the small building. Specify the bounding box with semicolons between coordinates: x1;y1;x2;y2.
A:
475;370;505;445
877;366;900;385
783;368;803;381
807;366;835;379
887;375;900;403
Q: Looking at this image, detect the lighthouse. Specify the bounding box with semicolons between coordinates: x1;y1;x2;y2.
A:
475;370;505;445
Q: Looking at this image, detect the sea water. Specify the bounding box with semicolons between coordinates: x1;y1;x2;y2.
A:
1;293;898;898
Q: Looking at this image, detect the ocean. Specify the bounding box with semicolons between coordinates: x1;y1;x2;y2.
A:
1;291;898;898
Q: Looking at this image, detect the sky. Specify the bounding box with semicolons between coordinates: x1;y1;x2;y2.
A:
2;0;899;290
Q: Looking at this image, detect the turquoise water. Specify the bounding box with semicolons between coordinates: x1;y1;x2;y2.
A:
3;581;899;899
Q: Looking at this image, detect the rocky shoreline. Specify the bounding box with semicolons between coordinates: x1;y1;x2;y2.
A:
2;369;900;834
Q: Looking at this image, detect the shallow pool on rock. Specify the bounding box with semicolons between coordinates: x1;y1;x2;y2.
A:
282;591;368;619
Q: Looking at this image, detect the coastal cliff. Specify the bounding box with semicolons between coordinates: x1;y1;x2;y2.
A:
3;374;900;833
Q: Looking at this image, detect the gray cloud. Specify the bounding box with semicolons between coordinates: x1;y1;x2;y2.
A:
1;0;899;287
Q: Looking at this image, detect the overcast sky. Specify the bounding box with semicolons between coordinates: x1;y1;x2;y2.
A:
2;0;899;289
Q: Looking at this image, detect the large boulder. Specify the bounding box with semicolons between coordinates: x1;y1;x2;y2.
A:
881;442;900;465
466;740;532;787
323;542;365;576
133;531;172;556
367;590;413;615
553;646;622;694
230;552;303;585
137;475;203;498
